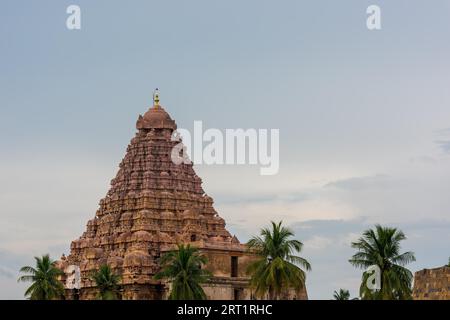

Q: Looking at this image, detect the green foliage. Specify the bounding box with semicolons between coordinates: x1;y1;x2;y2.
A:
17;254;64;300
246;221;311;299
349;224;415;300
154;244;211;300
333;288;350;300
90;264;121;300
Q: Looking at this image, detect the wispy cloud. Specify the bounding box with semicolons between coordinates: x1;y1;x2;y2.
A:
409;155;437;164
435;140;450;153
324;174;391;190
0;267;14;279
215;193;309;205
433;126;450;154
434;127;450;135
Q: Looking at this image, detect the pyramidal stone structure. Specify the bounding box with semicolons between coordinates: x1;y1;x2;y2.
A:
58;91;308;300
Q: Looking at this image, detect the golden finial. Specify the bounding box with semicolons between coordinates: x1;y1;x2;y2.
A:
153;88;160;107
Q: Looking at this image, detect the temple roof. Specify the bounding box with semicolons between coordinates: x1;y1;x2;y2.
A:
136;89;177;130
136;105;177;130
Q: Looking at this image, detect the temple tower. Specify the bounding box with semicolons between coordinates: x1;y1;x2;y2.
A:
59;91;307;300
59;91;257;299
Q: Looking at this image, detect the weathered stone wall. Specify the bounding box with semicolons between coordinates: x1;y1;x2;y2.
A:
203;284;253;300
412;266;450;300
201;249;256;278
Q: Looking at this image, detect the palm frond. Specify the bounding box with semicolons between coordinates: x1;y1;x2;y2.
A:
350;225;415;300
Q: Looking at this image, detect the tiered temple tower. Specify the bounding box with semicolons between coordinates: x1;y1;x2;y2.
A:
59;90;307;300
58;91;254;299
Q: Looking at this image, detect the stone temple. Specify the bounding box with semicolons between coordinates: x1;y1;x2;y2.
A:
412;266;450;300
58;91;308;300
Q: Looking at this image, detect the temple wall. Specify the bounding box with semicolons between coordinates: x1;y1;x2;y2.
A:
66;284;163;300
203;284;252;300
202;249;256;278
412;266;450;300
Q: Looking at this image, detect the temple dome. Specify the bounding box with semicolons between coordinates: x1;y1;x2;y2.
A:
136;106;177;130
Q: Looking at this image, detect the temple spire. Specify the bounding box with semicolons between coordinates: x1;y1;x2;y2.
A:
153;88;160;107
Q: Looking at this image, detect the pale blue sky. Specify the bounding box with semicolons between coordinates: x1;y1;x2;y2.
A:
1;1;450;299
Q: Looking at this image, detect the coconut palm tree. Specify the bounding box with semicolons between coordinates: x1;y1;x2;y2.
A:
154;244;211;300
333;288;350;300
90;264;121;300
17;254;64;300
349;224;415;300
246;221;311;300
